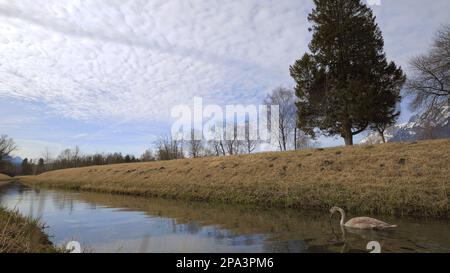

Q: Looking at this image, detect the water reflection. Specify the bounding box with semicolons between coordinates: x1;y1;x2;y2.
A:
0;183;449;253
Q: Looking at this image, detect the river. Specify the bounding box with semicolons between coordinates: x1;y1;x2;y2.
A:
0;183;449;253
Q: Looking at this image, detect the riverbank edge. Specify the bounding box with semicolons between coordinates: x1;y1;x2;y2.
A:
19;139;450;218
0;206;60;253
0;180;17;187
0;174;18;187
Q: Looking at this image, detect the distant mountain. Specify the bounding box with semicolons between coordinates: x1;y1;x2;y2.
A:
360;102;450;144
2;155;23;166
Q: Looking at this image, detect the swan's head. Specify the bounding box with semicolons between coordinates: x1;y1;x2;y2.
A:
329;206;341;215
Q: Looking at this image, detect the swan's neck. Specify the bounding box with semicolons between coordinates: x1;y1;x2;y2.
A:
338;208;346;226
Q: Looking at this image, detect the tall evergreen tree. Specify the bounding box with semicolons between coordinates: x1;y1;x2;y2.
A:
290;0;405;145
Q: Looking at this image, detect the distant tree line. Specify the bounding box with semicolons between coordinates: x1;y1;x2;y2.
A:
17;146;156;176
5;112;317;176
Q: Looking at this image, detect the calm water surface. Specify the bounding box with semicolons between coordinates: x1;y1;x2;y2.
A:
0;183;449;253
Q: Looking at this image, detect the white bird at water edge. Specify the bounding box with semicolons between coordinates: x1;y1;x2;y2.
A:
330;207;397;230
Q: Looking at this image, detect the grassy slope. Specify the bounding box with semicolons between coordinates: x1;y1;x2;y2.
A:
0;174;15;187
20;139;450;217
0;208;58;253
0;173;12;180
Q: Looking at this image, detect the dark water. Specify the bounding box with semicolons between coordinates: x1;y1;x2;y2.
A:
0;183;449;253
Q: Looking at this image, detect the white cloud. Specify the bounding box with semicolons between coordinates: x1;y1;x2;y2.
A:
14;138;65;160
0;0;449;145
0;0;311;122
72;133;89;139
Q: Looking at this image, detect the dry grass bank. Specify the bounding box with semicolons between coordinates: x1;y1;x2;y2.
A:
0;173;12;181
0;207;58;253
20;139;450;217
0;174;15;187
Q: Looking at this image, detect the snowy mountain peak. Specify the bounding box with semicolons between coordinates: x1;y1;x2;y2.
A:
360;102;450;144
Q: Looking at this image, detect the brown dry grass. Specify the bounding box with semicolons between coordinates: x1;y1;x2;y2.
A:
0;173;12;181
19;139;450;217
0;174;16;187
0;207;58;253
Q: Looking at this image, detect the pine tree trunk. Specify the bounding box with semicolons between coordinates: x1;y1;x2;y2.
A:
344;135;353;146
343;123;354;146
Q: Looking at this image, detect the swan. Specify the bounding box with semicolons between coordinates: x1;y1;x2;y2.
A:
330;207;397;230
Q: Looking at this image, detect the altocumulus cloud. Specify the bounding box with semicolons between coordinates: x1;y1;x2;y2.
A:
0;0;449;125
0;0;312;122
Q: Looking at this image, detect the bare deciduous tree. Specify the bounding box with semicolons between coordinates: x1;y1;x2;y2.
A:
223;123;246;155
140;149;155;162
154;135;184;161
207;140;226;156
407;25;450;115
41;147;53;172
186;129;204;158
264;87;297;151
244;119;259;154
73;145;81;167
295;131;317;150
0;135;17;160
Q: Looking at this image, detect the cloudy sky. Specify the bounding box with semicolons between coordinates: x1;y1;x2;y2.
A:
1;0;449;159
